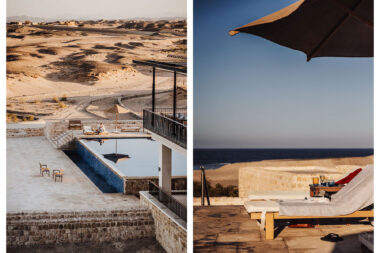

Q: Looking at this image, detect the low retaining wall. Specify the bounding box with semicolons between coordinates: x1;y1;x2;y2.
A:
7;209;155;247
45;120;143;140
7;122;46;138
193;197;246;206
140;191;187;253
125;177;187;195
77;141;124;193
238;166;356;198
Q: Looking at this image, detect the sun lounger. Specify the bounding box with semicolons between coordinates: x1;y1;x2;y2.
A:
83;126;96;135
120;126;141;132
245;165;374;240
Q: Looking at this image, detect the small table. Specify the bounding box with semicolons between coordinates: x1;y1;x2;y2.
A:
309;184;344;197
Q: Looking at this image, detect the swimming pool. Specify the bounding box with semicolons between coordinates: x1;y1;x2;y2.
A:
72;137;186;194
81;138;186;177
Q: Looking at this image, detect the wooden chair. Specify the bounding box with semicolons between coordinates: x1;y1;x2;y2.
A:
39;162;50;176
53;169;64;182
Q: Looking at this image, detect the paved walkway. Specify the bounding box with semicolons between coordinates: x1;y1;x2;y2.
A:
7;137;140;212
8;238;165;253
194;206;373;253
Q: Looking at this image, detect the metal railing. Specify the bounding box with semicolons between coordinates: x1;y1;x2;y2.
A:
143;108;187;149
148;181;187;222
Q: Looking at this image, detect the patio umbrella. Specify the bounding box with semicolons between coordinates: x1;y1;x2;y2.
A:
229;0;373;61
103;139;130;163
105;104;131;131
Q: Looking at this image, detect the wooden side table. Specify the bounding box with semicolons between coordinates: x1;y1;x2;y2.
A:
309;185;344;197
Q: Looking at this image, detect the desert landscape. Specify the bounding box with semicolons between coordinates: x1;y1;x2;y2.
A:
194;155;374;188
6;19;187;122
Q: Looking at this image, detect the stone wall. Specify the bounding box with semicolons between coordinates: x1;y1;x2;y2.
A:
238;166;357;198
193;197;246;206
140;191;187;253
7;122;46;138
125;177;187;195
7;209;155;247
44;120;143;140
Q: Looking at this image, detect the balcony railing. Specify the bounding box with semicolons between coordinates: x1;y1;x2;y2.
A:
148;181;187;222
143;108;187;149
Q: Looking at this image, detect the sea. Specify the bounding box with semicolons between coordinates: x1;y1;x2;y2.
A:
193;149;374;170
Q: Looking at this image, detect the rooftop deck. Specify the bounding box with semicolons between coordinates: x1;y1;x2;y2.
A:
7;136;140;212
194;206;373;253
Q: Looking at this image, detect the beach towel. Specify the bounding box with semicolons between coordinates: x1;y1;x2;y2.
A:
335;168;362;185
279;165;373;216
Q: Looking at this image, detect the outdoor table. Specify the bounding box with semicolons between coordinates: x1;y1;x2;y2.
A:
309;184;344;197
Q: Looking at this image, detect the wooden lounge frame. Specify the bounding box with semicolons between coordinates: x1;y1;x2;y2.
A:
249;210;374;240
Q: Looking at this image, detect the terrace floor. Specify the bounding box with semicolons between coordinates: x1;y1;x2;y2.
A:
194;206;373;253
7;136;140;212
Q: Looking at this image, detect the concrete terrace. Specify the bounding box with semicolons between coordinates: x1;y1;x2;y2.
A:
194;206;373;253
7;136;140;212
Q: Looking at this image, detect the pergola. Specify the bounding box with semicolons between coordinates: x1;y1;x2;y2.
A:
132;60;187;119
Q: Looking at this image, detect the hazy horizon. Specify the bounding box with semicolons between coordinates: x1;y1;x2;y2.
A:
7;0;186;20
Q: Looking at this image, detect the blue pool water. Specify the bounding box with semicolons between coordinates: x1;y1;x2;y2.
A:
81;138;187;177
64;150;118;193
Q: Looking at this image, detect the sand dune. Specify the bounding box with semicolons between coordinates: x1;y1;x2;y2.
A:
193;155;374;187
6;20;187;122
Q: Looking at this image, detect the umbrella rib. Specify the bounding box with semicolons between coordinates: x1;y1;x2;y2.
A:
329;0;373;29
307;0;363;61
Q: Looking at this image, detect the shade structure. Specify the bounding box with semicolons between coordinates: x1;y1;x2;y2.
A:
105;104;130;114
229;0;373;61
103;153;130;163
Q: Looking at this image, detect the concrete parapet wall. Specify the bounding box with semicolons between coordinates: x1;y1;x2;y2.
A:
238;166;357;198
140;191;187;253
7;209;155;247
7;122;46;138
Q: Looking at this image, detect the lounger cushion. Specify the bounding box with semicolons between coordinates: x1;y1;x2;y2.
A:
244;201;279;213
248;191;308;200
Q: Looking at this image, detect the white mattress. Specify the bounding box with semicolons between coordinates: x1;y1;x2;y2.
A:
244;200;279;213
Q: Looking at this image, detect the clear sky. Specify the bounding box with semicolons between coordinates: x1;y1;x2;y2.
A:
7;0;186;20
194;0;373;149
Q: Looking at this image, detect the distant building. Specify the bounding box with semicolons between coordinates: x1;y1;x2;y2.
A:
63;21;76;26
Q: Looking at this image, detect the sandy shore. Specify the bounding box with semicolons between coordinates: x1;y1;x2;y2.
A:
193;155;374;187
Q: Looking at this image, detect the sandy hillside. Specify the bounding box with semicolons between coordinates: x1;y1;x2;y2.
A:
193;155;374;187
6;20;187;122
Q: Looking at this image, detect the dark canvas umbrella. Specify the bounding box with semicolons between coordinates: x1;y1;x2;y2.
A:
103;139;130;163
229;0;373;61
103;153;130;163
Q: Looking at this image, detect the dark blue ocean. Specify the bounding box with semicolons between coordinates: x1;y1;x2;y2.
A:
193;149;374;170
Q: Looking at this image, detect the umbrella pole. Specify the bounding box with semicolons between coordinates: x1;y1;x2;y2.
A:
115;113;118;132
